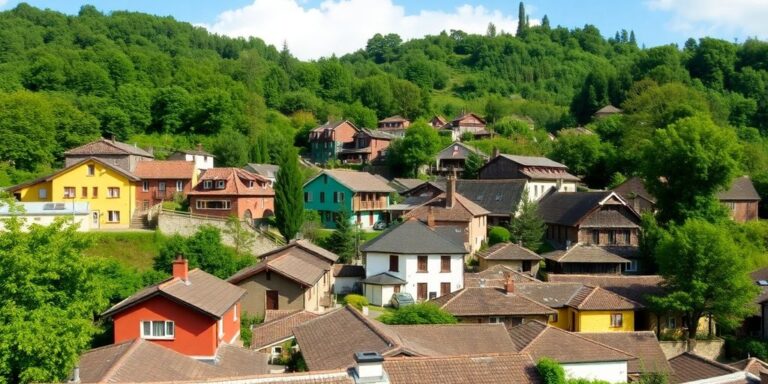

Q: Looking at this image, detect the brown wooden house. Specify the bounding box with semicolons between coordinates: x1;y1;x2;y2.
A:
377;115;410;137
134;161;196;210
442;113;489;141
337;128;395;164
432;142;487;176
478;154;580;200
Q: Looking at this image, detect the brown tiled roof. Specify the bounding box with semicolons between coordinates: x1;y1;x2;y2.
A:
595;105;623;114
102;269;245;319
333;264;366;278
515;283;584;308
210;371;354;384
580;332;670;374
383;353;541;384
477;242;542;261
669;352;741;383
214;344;270;376
264;309;302;323
7;157;141;192
133;160;195;179
229;241;336;287
465;265;541;288
567;285;644;310
379;115;409;123
251;310;320;350
78;339;227;383
719;176;761;201
542;244;631;264
404;192;489;223
391;324;518;356
188;168;273;196
431;287;556;317
729;357;768;376
509;321;636;364
546;274;665;306
435;142;487;161
308;169;395;193
64;138;154;157
613;177;656;204
451;113;487;125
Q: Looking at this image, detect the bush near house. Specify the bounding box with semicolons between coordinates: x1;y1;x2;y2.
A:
343;294;369;310
378;303;457;325
239;312;264;348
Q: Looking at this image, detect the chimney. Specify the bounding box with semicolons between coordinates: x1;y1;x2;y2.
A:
446;173;456;209
565;240;572;250
172;254;189;282
68;366;80;384
504;275;515;294
110;134;116;143
427;206;435;228
353;352;388;384
492;147;500;158
197;143;203;151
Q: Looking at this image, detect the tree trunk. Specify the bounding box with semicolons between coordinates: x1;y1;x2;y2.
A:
686;313;700;352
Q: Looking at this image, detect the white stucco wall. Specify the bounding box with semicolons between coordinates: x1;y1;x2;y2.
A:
0;214;90;232
562;361;627;383
525;181;578;203
364;252;464;301
334;276;361;295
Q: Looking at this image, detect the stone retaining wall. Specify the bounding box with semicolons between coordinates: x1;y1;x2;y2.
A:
659;338;724;360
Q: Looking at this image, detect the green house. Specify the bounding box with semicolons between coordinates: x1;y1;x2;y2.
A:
303;169;395;229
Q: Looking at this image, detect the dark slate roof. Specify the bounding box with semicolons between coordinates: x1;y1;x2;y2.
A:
719;176;761;201
537;191;613;226
389;178;426;193
333;264;366;278
357;128;396;140
476;242;542;261
306;170;395;193
360;272;407;285
498;154;568;168
435;142;487;161
102;269;245;319
64;138;154;157
542;244;633;264
455;179;527;216
612;177;656;204
362;219;467;255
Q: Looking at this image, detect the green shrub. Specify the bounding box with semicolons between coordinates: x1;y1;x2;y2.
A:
537;358;566;384
378;303;457;325
724;336;768;361
344;294;369;310
239;312;264;348
488;226;511;245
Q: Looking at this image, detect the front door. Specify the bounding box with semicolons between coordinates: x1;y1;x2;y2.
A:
417;283;427;301
266;290;279;310
91;211;100;229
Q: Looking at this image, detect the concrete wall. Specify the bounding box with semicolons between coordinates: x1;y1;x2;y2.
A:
659;338;724;360
563;361;628;383
157;210;280;255
235;271;307;317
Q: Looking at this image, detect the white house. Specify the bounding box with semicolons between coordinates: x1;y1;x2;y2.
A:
167;145;215;175
361;219;467;305
0;201;90;231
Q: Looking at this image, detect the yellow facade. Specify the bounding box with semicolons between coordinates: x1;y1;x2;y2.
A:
15;160;137;228
573;309;635;332
548;308;571;330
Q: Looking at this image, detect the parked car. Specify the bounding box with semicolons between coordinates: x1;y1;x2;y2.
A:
390;292;415;308
373;220;388;230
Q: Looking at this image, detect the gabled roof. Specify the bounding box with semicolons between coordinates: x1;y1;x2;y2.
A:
537;191;617;226
478;155;580;181
508;321;636;364
499;154;568;168
465;265;541;288
362;219;467;255
595;105;623;114
102;269;245;319
77;338;268;383
188;168;273;197
546;274;665;307
477;242;542;261
451;112;487;125
431;287;556;317
250;310;320;350
360;272;407;285
729;357;768;377
244;163;279;179
719;176;761;201
404;192;490;223
133;160;195;179
612;176;657;204
389;178;426;193
435;142;487;161
455;179;527;216
311;120;359;133
7;157;140;192
356;128;396;140
542;244;632;264
379;115;409;123
228;240;337;287
383;353;541;384
581;332;671;374
305;170;395;193
333;264;366;278
64;138;154;158
669;352;743;384
567;285;644;310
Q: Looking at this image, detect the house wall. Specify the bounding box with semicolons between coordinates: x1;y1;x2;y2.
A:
368;138;391;162
309;122;358;163
525;181;577;201
220;303;241;344
334;276;361;294
577;228;640;246
304;174;353;222
468;215;487;255
235;272;307;317
728;201;759;222
549;308;570;330
479;157;522;180
562;361;628;384
303;270;334;313
0;212;90;231
364;252;464;301
575;310;635;332
112;295;218;358
136;179;191;209
364;284;397;307
18;160;137;228
14;181;53;202
189;195;275;220
544;224;580;246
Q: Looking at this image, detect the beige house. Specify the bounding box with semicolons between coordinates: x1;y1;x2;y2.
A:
476;242;543;276
228;240;338;317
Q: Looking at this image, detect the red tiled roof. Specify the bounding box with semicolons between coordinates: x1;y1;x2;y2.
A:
188;168;273;196
134;160;195;179
250;310;320;350
383;353;541;384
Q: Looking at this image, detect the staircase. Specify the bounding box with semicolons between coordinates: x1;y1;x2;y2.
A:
130;212;152;230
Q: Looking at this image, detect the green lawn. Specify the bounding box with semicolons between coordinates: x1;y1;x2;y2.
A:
82;231;165;270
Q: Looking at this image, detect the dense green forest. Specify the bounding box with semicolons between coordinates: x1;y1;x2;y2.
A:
2;2;768;201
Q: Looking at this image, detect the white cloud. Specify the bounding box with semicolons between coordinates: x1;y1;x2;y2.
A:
647;0;768;40
205;0;522;60
0;0;9;7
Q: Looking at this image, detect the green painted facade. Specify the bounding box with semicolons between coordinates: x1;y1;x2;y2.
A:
310;141;339;164
303;172;390;229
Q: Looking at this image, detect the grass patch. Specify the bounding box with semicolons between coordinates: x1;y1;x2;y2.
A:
82;231;165;271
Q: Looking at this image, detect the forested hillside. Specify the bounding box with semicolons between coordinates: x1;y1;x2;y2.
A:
2;3;768;199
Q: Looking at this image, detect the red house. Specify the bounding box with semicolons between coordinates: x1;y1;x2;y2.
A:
187;168;275;222
101;258;245;360
338;128;395;164
134;160;196;210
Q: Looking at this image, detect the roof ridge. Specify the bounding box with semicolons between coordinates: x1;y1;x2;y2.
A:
565;284;591;307
345;305;401;349
679;352;740;373
99;338;143;382
517;322;550;351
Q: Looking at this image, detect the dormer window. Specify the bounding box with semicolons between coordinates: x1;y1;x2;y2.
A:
248;181;255;188
203;180;212;189
216;180;226;189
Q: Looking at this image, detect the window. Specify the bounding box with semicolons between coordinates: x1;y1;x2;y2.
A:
608;231;616;245
63;187;76;198
81;187;88;198
92;187;98;198
610;313;623;328
158;181;166;191
440;282;451;297
304;192;312;202
38;188;47;199
626;260;639;272
489;317;503;324
216;180;225;189
107;211;120;223
440;256;451;273
549;313;559;323
666;316;677;329
394;285;401;293
389;255;399;272
417;256;428;273
107;187;120;198
204;180;213;189
417;283;427;301
591;230;600;245
622;230;631;244
218;319;224;338
87;164;95;176
141;320;174;339
142;181;149;192
176;180;183;191
333;191;339;203
195;200;231;210
320;192;325;203
428;291;437;300
233;305;238;321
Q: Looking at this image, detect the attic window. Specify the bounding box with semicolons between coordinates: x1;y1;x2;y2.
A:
203;180;212;189
248;181;255;188
216;180;226;189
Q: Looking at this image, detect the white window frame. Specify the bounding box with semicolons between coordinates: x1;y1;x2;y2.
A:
107;210;120;223
204;180;213;189
63;187;76;198
216;180;226;189
158;181;166;191
626;260;639;272
107;187;120;198
195;200;231;210
176;180;183;191
610;313;623;328
233;305;238;321
142;181;149;192
218;318;224;339
140;320;175;340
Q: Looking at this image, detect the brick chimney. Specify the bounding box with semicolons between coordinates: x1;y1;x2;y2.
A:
427;206;435;227
504;275;515;294
446;173;456;209
172;254;189;282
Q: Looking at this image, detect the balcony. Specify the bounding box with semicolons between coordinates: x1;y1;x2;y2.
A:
353;200;387;211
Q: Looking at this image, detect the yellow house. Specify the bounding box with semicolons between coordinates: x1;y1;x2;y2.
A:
9;158;140;229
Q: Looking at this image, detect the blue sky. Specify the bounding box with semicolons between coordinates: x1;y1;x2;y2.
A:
1;0;765;59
